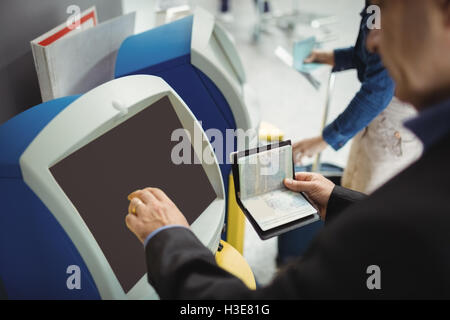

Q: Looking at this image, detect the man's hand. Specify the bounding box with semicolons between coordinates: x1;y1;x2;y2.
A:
125;188;189;244
284;172;335;219
304;50;335;66
293;136;328;165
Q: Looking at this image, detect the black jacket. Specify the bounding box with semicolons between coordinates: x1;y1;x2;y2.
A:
145;133;450;299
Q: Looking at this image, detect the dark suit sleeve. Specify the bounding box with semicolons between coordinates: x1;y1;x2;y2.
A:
146;227;253;299
146;197;440;299
325;186;368;224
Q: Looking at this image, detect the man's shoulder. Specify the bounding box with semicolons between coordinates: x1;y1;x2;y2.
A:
314;139;450;297
373;135;450;209
335;135;450;229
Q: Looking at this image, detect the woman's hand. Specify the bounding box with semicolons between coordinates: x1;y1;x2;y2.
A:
284;172;335;220
304;50;335;66
293;136;328;165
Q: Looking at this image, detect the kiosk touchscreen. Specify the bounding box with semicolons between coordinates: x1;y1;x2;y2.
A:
0;75;225;299
50;96;216;294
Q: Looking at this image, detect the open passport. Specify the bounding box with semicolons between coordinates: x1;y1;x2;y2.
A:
233;142;318;237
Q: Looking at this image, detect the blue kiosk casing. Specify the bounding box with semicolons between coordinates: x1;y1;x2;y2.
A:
0;75;226;300
115;8;254;216
0;96;101;300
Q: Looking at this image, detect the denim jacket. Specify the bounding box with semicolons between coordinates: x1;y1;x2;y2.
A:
322;6;395;150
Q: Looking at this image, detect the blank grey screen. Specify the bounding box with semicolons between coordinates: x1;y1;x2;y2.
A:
50;96;217;293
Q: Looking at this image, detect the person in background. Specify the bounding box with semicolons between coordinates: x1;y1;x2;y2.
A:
219;0;270;22
294;0;422;194
125;0;450;299
219;0;233;22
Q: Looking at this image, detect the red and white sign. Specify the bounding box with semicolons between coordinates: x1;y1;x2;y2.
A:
33;7;97;47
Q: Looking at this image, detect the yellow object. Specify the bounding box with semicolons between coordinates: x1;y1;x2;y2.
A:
215;240;256;290
227;122;284;253
227;173;246;254
258;121;285;142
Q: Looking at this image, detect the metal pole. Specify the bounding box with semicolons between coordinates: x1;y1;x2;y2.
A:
312;72;335;172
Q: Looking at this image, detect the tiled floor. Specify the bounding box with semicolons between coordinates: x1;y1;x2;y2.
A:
191;0;365;285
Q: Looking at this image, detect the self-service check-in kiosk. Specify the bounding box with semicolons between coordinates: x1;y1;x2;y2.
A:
115;8;256;212
0;75;225;299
